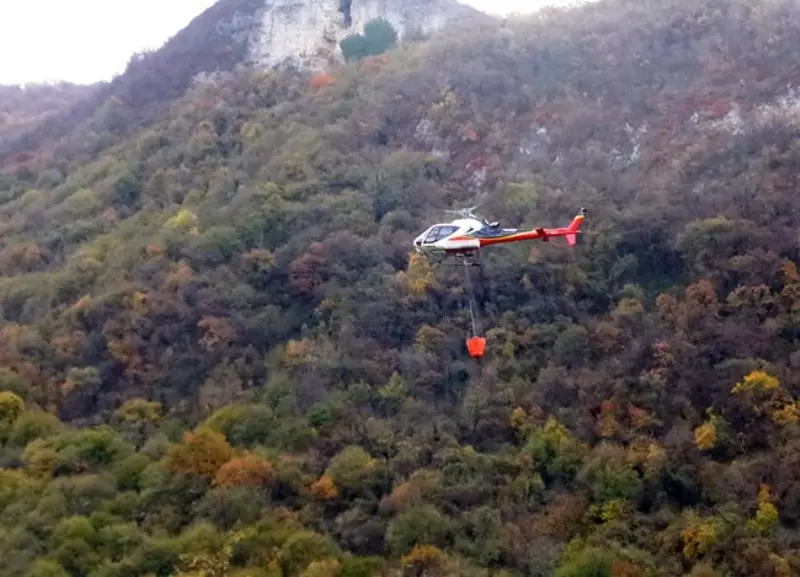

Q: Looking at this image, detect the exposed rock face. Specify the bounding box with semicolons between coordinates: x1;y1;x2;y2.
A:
245;0;484;70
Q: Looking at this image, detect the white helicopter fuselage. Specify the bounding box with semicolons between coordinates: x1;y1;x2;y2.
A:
413;218;484;253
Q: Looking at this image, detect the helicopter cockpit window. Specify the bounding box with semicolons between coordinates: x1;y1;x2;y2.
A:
424;225;458;243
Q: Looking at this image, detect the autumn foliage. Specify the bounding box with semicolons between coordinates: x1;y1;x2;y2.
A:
310;475;339;500
213;453;273;488
0;0;800;575
401;544;446;573
310;72;335;90
166;428;234;479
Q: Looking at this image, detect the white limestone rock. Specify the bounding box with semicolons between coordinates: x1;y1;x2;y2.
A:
244;0;483;70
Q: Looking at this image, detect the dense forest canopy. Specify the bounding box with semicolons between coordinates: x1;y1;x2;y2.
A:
0;0;799;575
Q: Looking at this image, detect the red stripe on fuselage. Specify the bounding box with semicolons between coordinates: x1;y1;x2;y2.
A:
450;227;573;247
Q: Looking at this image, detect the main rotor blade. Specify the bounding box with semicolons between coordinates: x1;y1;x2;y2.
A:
444;191;491;218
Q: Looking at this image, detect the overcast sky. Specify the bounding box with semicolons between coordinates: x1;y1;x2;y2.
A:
0;0;575;85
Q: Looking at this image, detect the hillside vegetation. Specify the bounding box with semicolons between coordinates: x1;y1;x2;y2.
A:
1;0;800;575
0;83;100;144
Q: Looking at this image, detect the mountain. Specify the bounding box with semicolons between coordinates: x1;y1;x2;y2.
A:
0;0;487;167
1;0;800;576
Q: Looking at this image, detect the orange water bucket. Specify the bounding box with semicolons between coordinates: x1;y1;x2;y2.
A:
466;336;486;358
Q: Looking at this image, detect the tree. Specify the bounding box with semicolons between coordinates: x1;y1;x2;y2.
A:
8;409;63;446
400;544;446;574
385;505;453;557
340;35;371;63
111;169;142;208
324;445;377;495
3;1;800;575
213;453;273;488
165;428;234;480
552;544;614;577
310;475;339;501
114;398;162;429
24;559;71;577
748;484;779;536
174;528;244;577
310;72;335;90
278;531;340;577
340;18;398;62
363;19;398;54
0;390;25;423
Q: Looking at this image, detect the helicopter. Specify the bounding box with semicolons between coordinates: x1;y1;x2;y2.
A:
413;206;587;266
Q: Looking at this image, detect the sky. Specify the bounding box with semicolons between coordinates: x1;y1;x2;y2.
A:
0;0;573;86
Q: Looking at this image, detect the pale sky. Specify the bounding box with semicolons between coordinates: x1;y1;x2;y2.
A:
0;0;568;85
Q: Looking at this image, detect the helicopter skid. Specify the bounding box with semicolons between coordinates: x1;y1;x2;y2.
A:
428;250;483;267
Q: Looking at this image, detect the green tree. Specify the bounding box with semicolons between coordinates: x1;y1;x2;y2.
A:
553;544;613;577
340;35;370;63
278;531;339;577
9;409;63;446
340;18;398;62
385;505;454;556
324;445;377;494
363;18;398;54
25;559;71;577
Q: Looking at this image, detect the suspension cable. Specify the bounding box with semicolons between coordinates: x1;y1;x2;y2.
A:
463;259;478;337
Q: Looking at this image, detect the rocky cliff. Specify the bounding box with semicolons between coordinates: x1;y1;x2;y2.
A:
245;0;485;70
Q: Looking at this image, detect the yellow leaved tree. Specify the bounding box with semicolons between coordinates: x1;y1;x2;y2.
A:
0;391;25;424
164;207;201;236
748;484;779;535
681;513;719;561
404;251;436;296
694;410;727;451
174;530;245;577
731;369;800;430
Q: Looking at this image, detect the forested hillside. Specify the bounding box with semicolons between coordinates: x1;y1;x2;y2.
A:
0;83;101;144
1;0;800;575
